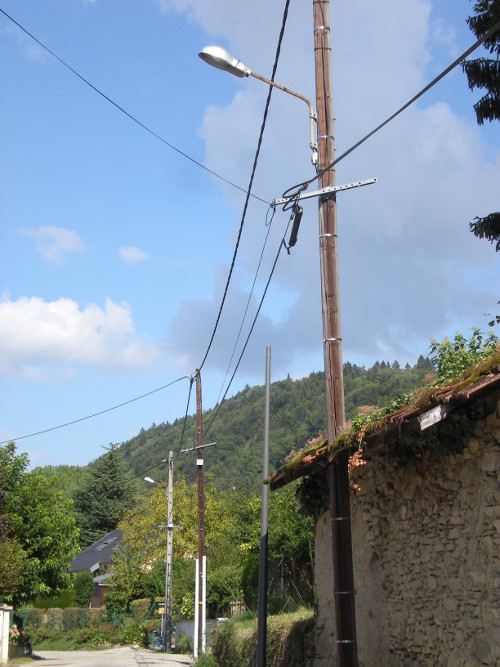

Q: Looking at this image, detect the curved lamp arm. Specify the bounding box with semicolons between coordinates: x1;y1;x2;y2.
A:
199;45;318;165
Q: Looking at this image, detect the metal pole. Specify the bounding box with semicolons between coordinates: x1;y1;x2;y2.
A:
164;451;173;652
196;370;205;655
194;559;199;659
257;346;271;667
313;2;357;665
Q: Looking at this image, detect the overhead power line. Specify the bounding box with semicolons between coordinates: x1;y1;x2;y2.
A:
214;206;276;407
281;16;500;202
197;0;291;372
204;212;294;438
0;5;291;450
0;7;269;205
177;375;195;453
0;376;189;445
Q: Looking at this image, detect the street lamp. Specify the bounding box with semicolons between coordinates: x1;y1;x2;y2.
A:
199;46;318;166
200;18;357;666
144;452;174;653
198;43;344;437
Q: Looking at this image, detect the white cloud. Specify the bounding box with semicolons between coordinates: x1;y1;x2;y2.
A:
0;296;161;378
20;226;85;264
119;246;150;265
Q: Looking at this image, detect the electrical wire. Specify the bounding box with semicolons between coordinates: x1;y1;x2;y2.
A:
9;5;492;454
197;0;292;373
0;376;189;445
133;457;168;483
281;16;500;203
204;214;293;438
214;206;276;406
177;375;195;453
199;15;500;436
0;7;270;206
0;5;292;452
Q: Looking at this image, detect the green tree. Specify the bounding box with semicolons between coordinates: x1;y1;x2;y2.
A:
0;444;26;601
462;0;500;125
462;1;500;320
74;571;94;608
112;475;315;616
0;540;26;601
10;470;80;603
0;443;80;604
73;443;134;547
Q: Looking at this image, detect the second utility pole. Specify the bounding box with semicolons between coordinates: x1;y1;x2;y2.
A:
313;1;357;665
195;370;205;656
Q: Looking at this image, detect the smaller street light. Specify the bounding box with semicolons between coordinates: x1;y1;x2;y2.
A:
199;45;318;165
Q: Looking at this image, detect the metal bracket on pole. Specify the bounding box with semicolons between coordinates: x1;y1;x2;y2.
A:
271;177;376;208
181;442;216;455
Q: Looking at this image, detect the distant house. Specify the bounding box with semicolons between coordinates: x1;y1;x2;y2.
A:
70;530;123;607
269;356;500;666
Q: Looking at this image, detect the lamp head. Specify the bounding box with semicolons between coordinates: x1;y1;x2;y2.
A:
198;46;251;78
144;477;156;484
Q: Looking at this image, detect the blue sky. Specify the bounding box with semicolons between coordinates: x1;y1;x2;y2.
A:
1;0;499;469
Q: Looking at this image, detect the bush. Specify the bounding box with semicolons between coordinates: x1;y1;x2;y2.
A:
33;589;75;609
24;625;59;644
74;572;94;608
62;608;89;631
175;631;193;654
104;590;129;625
72;628;95;644
103;590;129;613
207;563;241;617
129;598;151;622
240;556;259;610
91;632;111;646
180;593;195;620
121;624;149;646
429;328;498;383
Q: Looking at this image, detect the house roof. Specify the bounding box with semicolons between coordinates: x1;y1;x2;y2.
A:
70;530;123;573
269;355;500;491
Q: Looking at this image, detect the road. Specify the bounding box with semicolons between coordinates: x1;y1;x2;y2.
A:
28;647;194;666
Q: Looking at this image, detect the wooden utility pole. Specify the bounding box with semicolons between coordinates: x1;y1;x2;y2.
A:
314;0;344;439
313;1;357;665
196;370;205;655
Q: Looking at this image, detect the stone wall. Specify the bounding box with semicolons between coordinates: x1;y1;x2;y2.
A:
314;392;500;666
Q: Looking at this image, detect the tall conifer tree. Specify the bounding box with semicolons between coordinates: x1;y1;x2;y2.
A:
462;1;500;252
73;443;134;547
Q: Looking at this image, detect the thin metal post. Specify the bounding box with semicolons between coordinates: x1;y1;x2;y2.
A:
257;346;271;667
196;370;205;656
164;451;173;652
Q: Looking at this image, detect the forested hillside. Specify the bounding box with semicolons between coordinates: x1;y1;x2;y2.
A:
119;357;434;493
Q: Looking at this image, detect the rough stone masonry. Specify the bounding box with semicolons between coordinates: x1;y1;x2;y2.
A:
313;391;500;667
